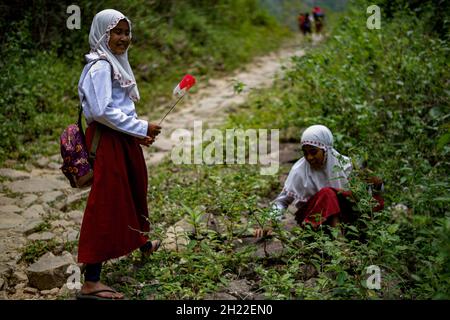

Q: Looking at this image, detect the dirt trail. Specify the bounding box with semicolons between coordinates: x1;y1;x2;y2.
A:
0;35;317;299
146;41;306;163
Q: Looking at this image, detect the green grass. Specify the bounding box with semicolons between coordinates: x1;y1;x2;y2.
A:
224;0;450;299
20;240;60;264
6;0;448;300
96;0;449;299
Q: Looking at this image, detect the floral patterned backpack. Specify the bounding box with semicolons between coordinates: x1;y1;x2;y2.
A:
60;106;101;188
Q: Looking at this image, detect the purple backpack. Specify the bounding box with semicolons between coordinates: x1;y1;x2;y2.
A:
60;106;101;188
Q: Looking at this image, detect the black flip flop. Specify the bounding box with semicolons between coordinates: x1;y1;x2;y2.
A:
142;240;161;257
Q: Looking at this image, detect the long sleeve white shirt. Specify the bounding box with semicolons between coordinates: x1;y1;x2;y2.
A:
78;60;148;138
268;190;296;221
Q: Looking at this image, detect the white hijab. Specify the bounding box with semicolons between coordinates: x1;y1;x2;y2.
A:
85;9;140;102
283;125;352;203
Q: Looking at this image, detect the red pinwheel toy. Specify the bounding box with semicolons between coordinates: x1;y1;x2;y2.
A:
159;74;196;124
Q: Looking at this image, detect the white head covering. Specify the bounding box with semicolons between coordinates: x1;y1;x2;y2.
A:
282;125;352;204
85;9;140;102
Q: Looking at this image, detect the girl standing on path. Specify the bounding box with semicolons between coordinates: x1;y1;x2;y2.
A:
77;9;161;300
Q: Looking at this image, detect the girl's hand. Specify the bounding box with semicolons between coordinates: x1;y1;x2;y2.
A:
147;123;162;138
136;136;155;147
254;227;273;239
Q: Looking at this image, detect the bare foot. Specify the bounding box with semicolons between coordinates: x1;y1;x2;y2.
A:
80;281;124;299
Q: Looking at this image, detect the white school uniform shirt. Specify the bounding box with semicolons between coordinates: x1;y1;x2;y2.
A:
78;59;148;138
269;125;352;221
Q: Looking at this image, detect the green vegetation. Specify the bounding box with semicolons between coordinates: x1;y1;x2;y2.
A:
4;0;449;300
0;0;290;163
20;238;78;264
20;239;59;264
225;0;449;298
103;162;280;299
100;0;448;299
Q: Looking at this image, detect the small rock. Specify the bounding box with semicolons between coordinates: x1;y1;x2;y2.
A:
63;189;90;211
16;218;45;235
27;252;76;290
9;253;23;265
250;293;267;300
28;231;55;241
40;191;64;204
0;205;23;214
0;195;15;206
36;157;50;168
254;240;285;258
41;203;53;212
119;276;137;285
8;177;69;194
161;225;190;252
12;271;29;283
0;212;25;230
53;201;67;211
51;220;72;229
18;194;39;208
299;264;318;280
29;168;52;176
204;292;238;300
62;229;79;242
15;283;26;290
0;258;17;279
0;169;30;180
173;217;195;234
304;277;317;288
226;279;252;299
48;287;60;295
67;211;83;224
53;231;64;240
48;163;61;170
49;154;61;162
0;278;5;290
22;205;45;219
24;287;39;294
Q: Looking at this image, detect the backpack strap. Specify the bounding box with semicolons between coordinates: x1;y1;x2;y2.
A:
78;58;113;163
77;104;84;133
88;125;102;162
78;104;102;163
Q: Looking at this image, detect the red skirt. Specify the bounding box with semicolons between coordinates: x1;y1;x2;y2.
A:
78;122;150;264
295;187;384;228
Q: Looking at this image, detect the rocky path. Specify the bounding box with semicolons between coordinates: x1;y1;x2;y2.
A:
146;40;306;164
0;36;316;299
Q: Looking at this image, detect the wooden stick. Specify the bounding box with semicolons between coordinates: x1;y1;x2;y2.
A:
159;95;184;125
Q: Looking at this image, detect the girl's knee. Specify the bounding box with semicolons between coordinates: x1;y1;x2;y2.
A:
318;187;335;196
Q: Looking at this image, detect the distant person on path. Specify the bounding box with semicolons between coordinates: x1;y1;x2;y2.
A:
298;12;312;36
312;6;325;33
76;9;162;300
298;13;305;33
255;125;384;238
